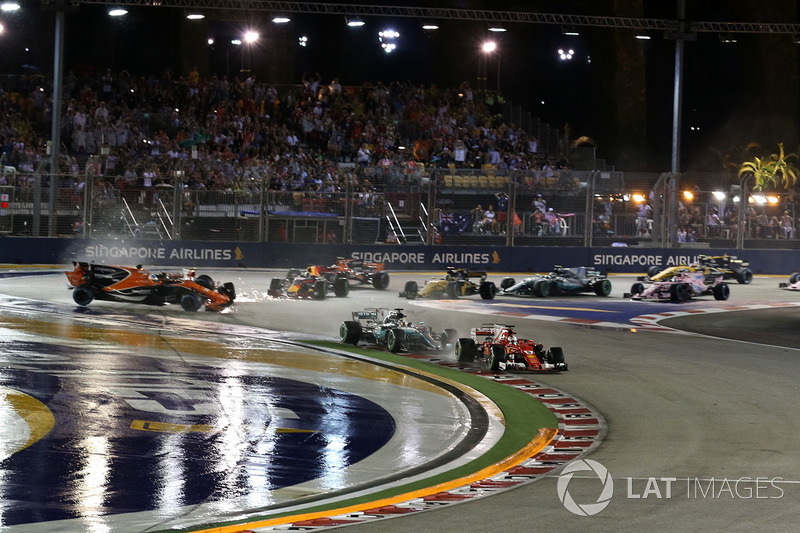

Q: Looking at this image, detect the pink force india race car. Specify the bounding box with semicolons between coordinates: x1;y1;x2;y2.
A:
624;269;730;302
778;273;800;290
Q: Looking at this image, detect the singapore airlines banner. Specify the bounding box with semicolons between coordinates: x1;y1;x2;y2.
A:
0;238;796;274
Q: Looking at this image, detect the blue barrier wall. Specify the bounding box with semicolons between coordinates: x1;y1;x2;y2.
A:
1;237;798;275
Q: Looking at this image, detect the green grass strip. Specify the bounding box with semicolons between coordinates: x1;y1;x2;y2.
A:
166;340;558;533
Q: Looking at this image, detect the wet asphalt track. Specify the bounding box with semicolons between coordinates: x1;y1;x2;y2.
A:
1;268;800;532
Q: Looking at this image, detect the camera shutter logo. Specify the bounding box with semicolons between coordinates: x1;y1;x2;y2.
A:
557;459;614;516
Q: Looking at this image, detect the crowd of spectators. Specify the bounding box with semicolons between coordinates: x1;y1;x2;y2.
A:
0;68;570;206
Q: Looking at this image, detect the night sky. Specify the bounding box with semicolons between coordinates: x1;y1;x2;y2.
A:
0;1;797;173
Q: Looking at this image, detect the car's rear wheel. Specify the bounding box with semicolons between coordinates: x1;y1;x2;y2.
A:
594;279;612;297
334;277;349;297
713;282;730;300
387;329;405;353
500;277;516;290
736;269;753;284
455;338;477;362
180;293;203;312
402;280;418;299
340;321;362;344
372;271;390;290
490;345;507;371
195;274;214;289
72;286;95;306
445;281;459;299
286;269;302;280
479;281;496;300
442;328;458;346
537;280;552;297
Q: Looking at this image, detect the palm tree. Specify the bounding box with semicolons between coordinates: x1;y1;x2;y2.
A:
738;143;799;190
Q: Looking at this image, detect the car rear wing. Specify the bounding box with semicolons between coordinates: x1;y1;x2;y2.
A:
352;308;395;323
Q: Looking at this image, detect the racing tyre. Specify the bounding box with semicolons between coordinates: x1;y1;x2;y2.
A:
532;280;543;297
195;274;214;289
479;281;496;300
549;346;566;365
339;321;362;345
286;269;302;280
372;271;390;290
445;281;459;299
630;282;645;295
402;280;418;299
647;265;661;278
334;278;350;297
593;279;612;297
537;280;553;297
500;277;516;290
713;282;730;301
790;272;800;284
670;283;691;302
387;329;406;353
72;286;94;306
442;328;458;346
180;293;203;312
455;338;477;362
490;345;507;371
312;280;327;300
736;269;753;284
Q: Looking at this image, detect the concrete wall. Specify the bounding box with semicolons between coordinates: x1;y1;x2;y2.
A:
1;237;797;275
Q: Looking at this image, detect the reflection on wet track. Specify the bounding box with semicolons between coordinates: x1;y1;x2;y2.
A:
0;295;489;532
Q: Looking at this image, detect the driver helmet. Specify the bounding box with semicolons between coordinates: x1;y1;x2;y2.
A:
508;335;518;344
388;310;406;323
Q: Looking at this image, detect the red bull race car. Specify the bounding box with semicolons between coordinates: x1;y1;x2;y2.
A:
65;262;235;311
455;324;567;372
268;266;350;299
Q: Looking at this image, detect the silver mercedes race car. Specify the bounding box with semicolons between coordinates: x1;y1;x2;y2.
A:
339;308;457;353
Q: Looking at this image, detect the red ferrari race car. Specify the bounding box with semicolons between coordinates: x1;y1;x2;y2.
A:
325;258;390;290
268;266;350;299
455;324;567;372
65;262;235;311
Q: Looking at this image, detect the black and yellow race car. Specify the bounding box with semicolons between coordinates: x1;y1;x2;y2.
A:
641;255;753;285
399;267;497;299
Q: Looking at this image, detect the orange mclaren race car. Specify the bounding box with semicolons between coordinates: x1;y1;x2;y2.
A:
65;262;235;311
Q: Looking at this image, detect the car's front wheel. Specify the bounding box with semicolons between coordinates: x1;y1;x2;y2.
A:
479;281;496;299
713;282;730;301
594;279;612;297
490;345;507;371
387;329;406;353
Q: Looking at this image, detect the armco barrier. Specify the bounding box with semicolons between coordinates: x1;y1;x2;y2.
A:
0;237;798;275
